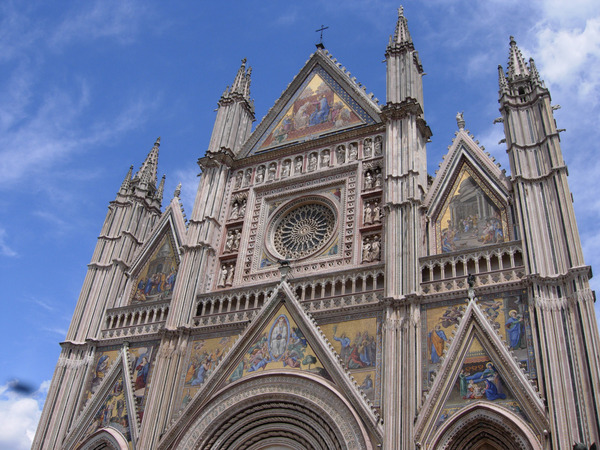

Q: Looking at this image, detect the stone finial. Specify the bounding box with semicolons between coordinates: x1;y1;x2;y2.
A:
456;111;465;130
174;182;182;198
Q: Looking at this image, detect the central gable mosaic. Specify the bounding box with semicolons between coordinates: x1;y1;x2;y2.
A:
250;66;373;154
435;164;509;254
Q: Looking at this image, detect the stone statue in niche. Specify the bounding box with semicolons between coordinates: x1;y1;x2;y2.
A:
294;156;303;174
364;170;374;189
308;153;318;171
374;136;382;156
239;198;246;218
230;201;240;220
370;235;381;261
282;160;291;178
373;200;382;223
348;142;358;160
320;149;330;168
244;169;252;186
268;163;277;181
362;235;381;262
362;237;372;262
233;229;241;251
218;264;228;287
225;230;235;252
336;145;346;164
234;171;243;190
364;138;373;158
225;263;235;285
374;168;383;188
364;201;373;225
256;166;265;183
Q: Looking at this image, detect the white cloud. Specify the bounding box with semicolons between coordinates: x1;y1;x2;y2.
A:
533;17;600;105
0;380;50;450
50;0;150;48
0;228;17;257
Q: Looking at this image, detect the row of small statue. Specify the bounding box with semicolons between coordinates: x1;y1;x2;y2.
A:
217;263;235;287
362;235;381;263
364;199;382;225
229;198;247;221
224;229;241;253
364;168;383;190
232;136;384;190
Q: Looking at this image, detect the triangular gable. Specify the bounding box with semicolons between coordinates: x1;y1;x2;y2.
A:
432;161;510;254
241;49;381;157
79;346;121;413
160;280;383;446
65;348;138;449
224;304;328;382
426;127;511;216
414;297;547;445
127;203;186;305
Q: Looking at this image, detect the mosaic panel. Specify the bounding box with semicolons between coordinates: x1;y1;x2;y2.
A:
321;317;379;402
128;343;157;424
435;163;509;254
131;233;179;304
81;347;121;409
226;305;327;384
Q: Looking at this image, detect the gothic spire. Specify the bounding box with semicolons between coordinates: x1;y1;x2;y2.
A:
529;57;542;86
391;6;413;47
230;58;252;100
120;165;134;193
507;36;529;81
135;137;160;189
498;64;509;95
155;174;166;202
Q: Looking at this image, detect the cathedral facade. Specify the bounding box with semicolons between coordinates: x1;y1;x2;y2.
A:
34;9;600;450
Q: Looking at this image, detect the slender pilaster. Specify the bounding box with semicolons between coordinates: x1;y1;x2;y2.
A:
381;8;431;449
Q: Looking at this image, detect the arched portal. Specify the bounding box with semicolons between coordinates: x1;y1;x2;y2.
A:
170;372;373;449
431;403;542;450
76;427;129;450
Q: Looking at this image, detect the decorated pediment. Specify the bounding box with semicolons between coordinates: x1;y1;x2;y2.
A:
66;349;137;449
415;296;547;445
242;50;381;157
426;122;513;255
163;281;383;445
128;206;185;305
434;162;510;254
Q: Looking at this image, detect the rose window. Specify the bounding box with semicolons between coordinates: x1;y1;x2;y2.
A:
273;203;336;259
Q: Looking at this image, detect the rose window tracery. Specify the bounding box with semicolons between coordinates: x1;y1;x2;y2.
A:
273;203;335;259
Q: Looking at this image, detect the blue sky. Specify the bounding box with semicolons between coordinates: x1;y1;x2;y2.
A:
1;1;599;448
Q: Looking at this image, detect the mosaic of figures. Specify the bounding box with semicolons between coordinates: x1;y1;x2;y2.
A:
82;347;121;409
321;317;379;402
81;376;133;448
258;72;363;150
178;335;234;411
128;344;156;423
421;291;535;391
436;165;509;254
227;306;327;384
433;337;530;431
131;234;179;303
231;136;383;191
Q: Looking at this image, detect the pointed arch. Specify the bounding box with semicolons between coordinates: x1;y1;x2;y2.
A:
431;403;542;450
77;427;129;450
166;372;373;450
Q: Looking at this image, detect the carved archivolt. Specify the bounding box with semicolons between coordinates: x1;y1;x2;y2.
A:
78;427;129;450
431;404;541;450
173;373;372;449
